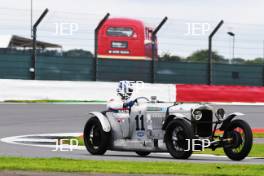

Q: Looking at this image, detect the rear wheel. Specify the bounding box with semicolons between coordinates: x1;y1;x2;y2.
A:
135;151;151;157
223;119;253;161
83;117;110;155
164;119;193;159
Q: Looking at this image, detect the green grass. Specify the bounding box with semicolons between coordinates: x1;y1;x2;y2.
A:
4;100;106;103
195;143;264;157
65;136;84;146
216;132;264;138
254;133;264;138
0;157;263;176
76;136;84;146
74;137;264;157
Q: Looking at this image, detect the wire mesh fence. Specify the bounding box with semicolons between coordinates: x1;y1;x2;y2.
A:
0;53;263;86
0;7;264;85
1;7;264;61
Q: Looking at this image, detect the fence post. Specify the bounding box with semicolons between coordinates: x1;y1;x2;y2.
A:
151;17;168;83
208;20;224;85
94;13;110;81
30;8;49;80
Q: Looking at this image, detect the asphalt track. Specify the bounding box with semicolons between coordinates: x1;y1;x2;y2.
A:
0;103;264;165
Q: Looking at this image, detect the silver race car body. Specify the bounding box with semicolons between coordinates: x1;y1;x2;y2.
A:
84;97;253;160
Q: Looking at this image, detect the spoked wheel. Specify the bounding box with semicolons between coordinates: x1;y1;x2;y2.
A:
164;119;193;159
135;151;151;157
83;117;110;155
223;119;253;161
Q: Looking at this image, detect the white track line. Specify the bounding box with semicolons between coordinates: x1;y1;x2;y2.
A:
1;132;262;159
1;133;85;150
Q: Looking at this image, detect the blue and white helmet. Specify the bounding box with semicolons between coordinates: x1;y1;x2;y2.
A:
117;80;134;100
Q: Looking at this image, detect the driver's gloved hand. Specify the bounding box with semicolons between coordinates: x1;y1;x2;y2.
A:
123;100;136;108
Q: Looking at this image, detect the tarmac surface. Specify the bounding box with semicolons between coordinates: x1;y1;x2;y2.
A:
0;103;263;165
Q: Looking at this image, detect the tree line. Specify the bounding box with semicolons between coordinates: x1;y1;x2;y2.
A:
2;48;263;65
159;49;264;65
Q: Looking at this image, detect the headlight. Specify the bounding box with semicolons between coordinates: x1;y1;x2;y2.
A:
215;108;225;120
192;110;202;121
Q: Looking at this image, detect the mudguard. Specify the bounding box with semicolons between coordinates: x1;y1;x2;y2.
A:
89;112;111;132
162;113;187;130
219;112;245;131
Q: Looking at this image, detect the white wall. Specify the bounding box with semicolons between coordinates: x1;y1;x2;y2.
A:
0;79;176;102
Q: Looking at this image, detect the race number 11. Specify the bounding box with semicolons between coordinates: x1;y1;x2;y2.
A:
135;115;145;131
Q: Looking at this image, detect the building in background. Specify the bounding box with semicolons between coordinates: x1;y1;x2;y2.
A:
0;35;62;56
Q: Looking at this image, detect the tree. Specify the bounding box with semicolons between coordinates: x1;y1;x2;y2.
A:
231;58;246;64
245;57;264;65
186;49;228;63
63;49;93;58
159;52;183;61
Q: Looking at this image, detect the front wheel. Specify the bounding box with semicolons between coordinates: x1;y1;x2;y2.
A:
83;117;110;155
223;119;253;161
164;119;193;159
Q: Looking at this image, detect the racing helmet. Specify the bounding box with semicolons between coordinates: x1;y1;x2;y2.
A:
117;80;134;100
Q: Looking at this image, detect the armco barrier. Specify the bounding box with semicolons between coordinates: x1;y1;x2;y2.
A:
0;79;176;102
2;79;264;103
176;84;264;103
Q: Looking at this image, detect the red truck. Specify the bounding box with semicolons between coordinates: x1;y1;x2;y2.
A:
97;18;157;60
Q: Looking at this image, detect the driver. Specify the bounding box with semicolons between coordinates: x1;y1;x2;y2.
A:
107;80;136;112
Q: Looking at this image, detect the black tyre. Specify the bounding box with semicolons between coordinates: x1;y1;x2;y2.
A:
83;117;110;155
135;151;151;157
223;119;253;161
164;119;193;159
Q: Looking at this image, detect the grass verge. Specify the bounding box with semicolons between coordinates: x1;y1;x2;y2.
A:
216;131;264;138
253;133;264;138
0;157;263;176
74;137;264;157
195;143;264;157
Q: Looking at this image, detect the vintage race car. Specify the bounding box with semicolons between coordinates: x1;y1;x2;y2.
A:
83;96;253;160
